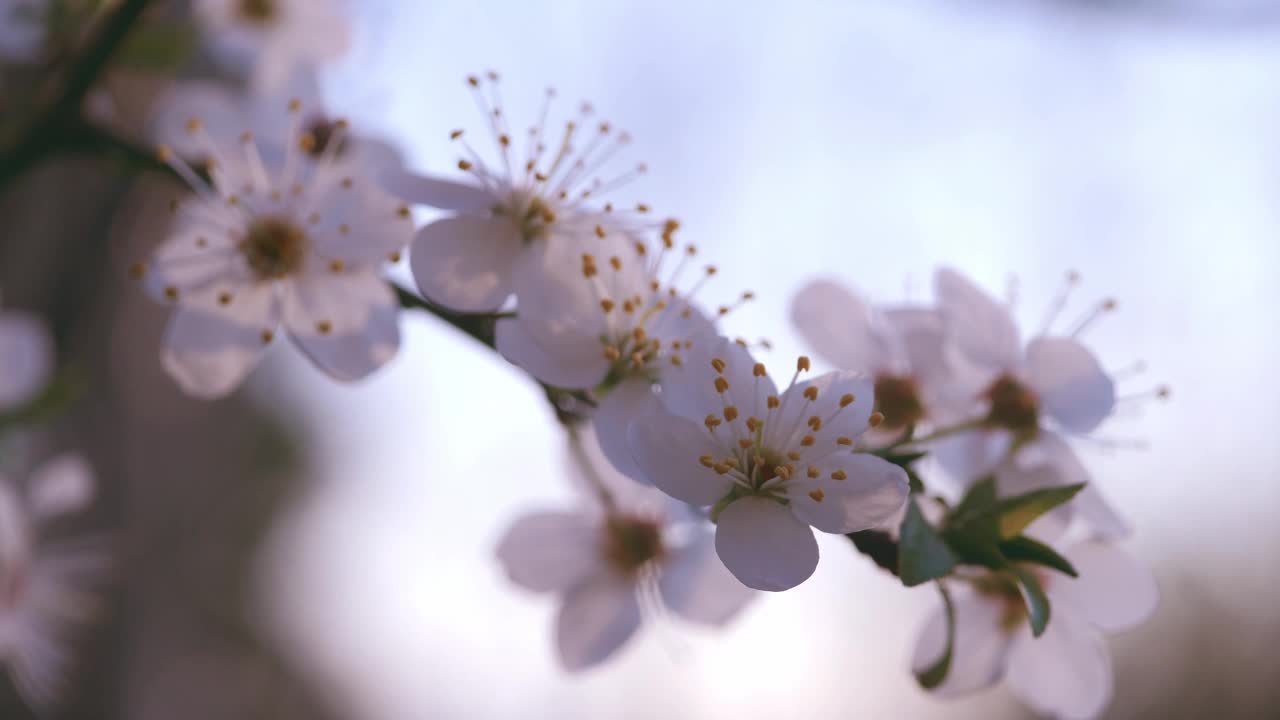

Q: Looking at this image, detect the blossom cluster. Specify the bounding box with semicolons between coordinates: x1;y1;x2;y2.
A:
0;2;1169;718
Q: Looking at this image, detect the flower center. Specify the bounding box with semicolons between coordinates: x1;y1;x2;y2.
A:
983;373;1040;434
603;515;665;573
496;192;557;243
238;0;277;23
873;373;925;430
239;217;308;280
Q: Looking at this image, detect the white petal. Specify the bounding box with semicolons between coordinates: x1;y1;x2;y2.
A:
496;511;602;593
27;455;95;521
880;306;953;393
789;279;890;372
932;429;1011;488
934;267;1021;371
627;414;734;506
765;370;874;451
658;532;755;626
788;454;909;534
1050;541;1158;633
1006;607;1113;720
911;590;1012;698
715;497;818;592
1025;337;1116;433
381;172;495;213
161;302;275;399
1020;432;1130;540
494;317;610;390
555;571;641;671
593;378;660;482
410;216;520;312
658;336;776;426
284;271;400;381
995;456;1074;543
0;310;53;411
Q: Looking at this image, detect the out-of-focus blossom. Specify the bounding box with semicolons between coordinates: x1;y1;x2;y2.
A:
623;337;908;591
496;426;753;671
193;0;349;93
790;278;956;442
0;0;45;62
391;72;662;314
0;455;109;711
0;307;53;413
135;97;414;398
912;540;1158;720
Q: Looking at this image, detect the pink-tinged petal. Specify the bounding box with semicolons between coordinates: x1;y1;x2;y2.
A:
0;311;53;411
659;336;777;427
410;216;520;312
934;267;1021;371
381;171;495;213
27;455;94;521
932;429;1011;489
790;279;891;372
766;370;874;451
1019;432;1130;540
658;532;755;626
593;378;660;482
555;571;641;672
1006;607;1113;720
911;590;1012;698
566;424;670;517
284;271;400;381
788;454;909;534
161;297;276;399
1025;336;1116;433
494;317;610;390
496;511;602;593
715;497;818;592
627;414;734;506
1050;541;1158;634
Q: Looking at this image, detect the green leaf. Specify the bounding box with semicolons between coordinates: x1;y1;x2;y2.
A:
947;475;999;529
898;498;956;587
915;582;956;690
1010;566;1052;637
846;529;899;576
994;483;1085;539
877;450;927;468
999;535;1078;577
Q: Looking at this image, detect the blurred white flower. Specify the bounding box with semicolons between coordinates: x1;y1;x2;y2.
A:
912;540;1158;720
391;72;663;314
193;0;349;93
624;337;909;591
135;97;414;398
790;278;956;442
496;426;753;671
0;0;45;62
0;454;109;711
0;307;53;413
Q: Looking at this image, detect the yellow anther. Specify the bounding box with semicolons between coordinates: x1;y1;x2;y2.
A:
723;406;739;422
499;133;510;147
288;98;302;112
458;159;473;171
540;207;556;223
397;206;411;219
1103;298;1118;311
799;435;816;447
777;465;793;481
699;455;715;468
239;131;253;143
388;251;402;263
595;225;608;239
299;133;317;153
622;300;635;313
217;292;233;306
163;286;179;301
803;386;819;402
713;463;731;475
316;321;333;335
632;327;646;344
752;362;767;377
630;352;645;370
807;465;820;479
742;291;755;300
609;256;622;271
711;357;727;373
836;437;852;446
723;457;739;468
1156;385;1171;399
467;75;479;87
128;262;147;279
830;469;848;481
718;306;730;316
808;489;825;502
261;329;274;344
604;346;621;362
839;393;855;407
329;259;345;273
767;395;780;409
635;241;648;256
185;117;202;133
637;203;650;212
341;177;354;189
714;377;730;394
449;129;464;139
807;415;822;431
704;414;722;430
156;145;173;162
786;451;801;461
745;417;761;432
195;237;208;248
797;356;811;372
738;438;754;449
670;354;683;366
600;299;616;313
868;412;885;428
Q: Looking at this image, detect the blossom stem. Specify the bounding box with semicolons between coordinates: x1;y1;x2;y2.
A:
882;418;986;452
565;422;617;512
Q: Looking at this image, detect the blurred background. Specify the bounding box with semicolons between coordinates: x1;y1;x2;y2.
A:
2;0;1279;718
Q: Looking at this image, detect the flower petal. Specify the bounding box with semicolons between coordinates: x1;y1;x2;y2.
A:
1025;337;1116;433
658;532;755;626
790;279;891;372
381;172;495;213
0;311;53;411
593;378;660;482
284;270;400;381
555;571;641;671
715;497;818;591
496;511;603;593
934;267;1021;371
627;414;734;506
27;455;95;522
765;370;874;451
161;298;276;399
911;590;1012;698
494;317;610;390
1018;432;1130;540
658;336;776;427
932;429;1011;489
1050;541;1158;633
410;216;520;312
788;453;909;534
1006;606;1113;720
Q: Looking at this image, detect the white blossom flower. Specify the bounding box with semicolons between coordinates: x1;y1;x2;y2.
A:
135;97;414;398
791;278;957;441
193;0;349;93
623;337;909;591
912;540;1158;720
1;455;109;710
0;0;45;63
0;307;52;413
391;72;662;314
496;426;754;671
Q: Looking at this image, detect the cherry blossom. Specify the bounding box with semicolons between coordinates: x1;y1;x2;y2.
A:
193;0;350;93
624;337;909;591
0;307;52;413
134;97;414;398
496;426;753;670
